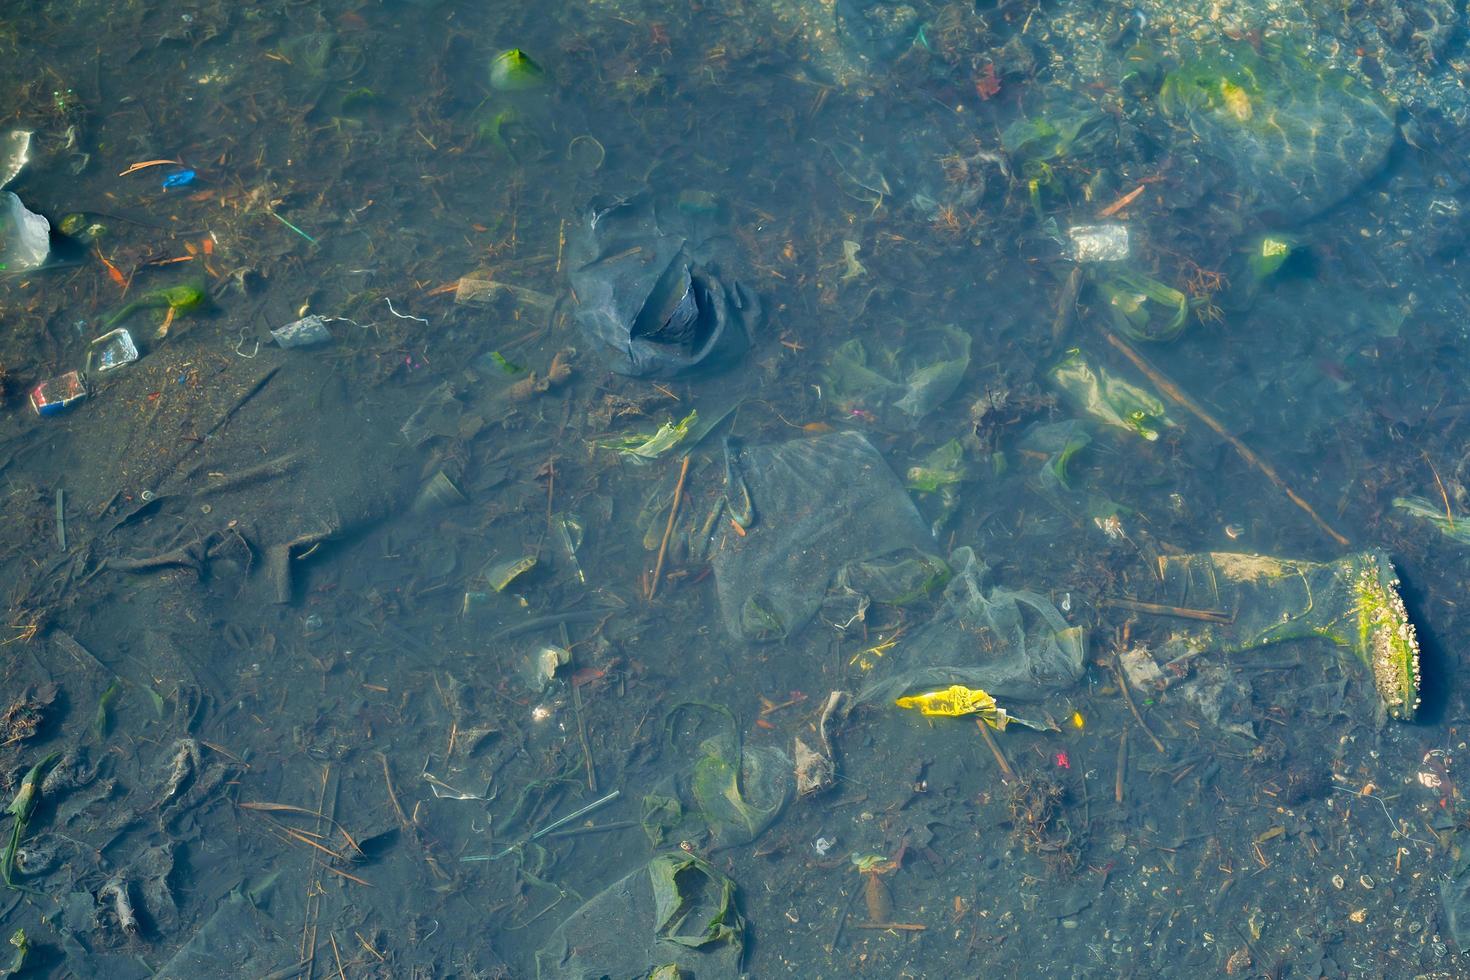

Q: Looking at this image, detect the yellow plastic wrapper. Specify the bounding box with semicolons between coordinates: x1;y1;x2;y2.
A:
895;685;1051;732
895;685;1012;730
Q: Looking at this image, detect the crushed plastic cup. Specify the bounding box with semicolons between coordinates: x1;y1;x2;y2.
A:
1067;223;1129;262
271;314;332;348
29;371;86;417
85;328;139;374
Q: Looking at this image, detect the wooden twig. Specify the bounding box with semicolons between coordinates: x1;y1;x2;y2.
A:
376;752;409;829
1110;653;1167;755
1099;328;1349;547
974;718;1015;782
1425;451;1455;531
1115;728;1128;804
648;454;690;600
1100;596;1231;624
828;881;864;953
855;922;927;931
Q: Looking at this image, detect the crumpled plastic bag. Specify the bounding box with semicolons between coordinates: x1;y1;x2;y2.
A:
824;323;971;428
857;547;1086;704
536;852;744;980
1050;347;1174;441
568;191;760;378
644;702;792;850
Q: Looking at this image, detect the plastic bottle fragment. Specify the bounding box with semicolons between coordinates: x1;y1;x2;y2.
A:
271;314;332;348
85;329;139;374
1067;223;1129;262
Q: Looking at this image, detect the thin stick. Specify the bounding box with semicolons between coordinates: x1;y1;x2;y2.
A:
1425;451;1455;531
1115;728;1128;804
974;719;1015;782
1099;596;1231;623
855;922;927;931
648;455;690;601
828;881;864;953
376;752;409;829
571;681;598;793
54;489;66;552
330;933;346;980
1111;653;1167;755
1099;328;1349;547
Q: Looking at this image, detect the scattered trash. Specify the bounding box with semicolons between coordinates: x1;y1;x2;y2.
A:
84;328;139;375
793;691;848;797
29;371;87;417
411;469;467;513
454;276;556;321
1067;224;1130;262
483;554;537;593
57;212;105;244
1092;270;1191;342
0;133;44;272
104;280;207;339
1158;39;1395;219
1117;646;1167;691
3;752;59;888
270;314;332;348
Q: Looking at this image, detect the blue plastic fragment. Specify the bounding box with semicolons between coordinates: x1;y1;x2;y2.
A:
162;169;196;188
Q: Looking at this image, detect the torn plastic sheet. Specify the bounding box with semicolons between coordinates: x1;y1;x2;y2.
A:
1151;550;1420;723
711;431;933;642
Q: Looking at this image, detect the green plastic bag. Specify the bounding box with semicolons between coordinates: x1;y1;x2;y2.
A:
824;324;971;428
1050;348;1174;441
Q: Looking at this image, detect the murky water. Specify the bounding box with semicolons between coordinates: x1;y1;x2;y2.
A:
2;0;1469;976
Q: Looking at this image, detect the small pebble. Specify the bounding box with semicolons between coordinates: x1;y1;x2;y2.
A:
1332;874;1345;889
1359;874;1374;890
